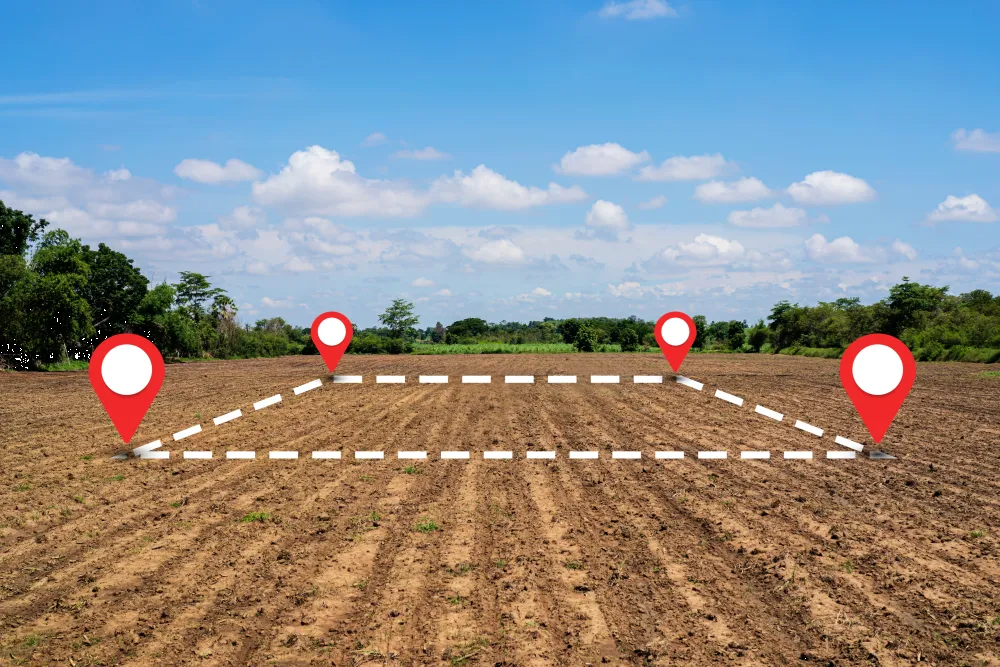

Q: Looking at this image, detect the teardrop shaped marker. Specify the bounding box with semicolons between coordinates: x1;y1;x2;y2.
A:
654;312;697;372
311;312;354;373
89;334;165;444
840;334;916;443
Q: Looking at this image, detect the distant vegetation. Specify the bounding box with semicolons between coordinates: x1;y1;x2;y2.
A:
3;198;999;369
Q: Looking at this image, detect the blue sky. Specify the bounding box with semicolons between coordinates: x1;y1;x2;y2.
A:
2;0;998;328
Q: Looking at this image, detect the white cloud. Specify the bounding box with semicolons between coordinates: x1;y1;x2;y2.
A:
804;233;874;263
261;296;298;308
532;287;552;296
952;128;1000;153
361;132;388;147
462;239;525;264
646;233;746;268
638;195;667;210
218;205;266;231
282;257;315;272
392;147;451;161
585;200;631;232
434;288;453;297
635;153;734;182
431;165;587;210
694;177;772;203
727;203;806;228
556;143;650;176
412;277;435;287
599;0;677;20
608;281;646;298
88;199;177;223
106;168;131;182
927;194;998;223
786;171;875;205
0;152;92;189
891;239;917;261
174;158;263;184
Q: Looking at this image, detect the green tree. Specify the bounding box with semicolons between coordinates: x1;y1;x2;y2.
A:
747;319;769;352
559;318;581;344
573;325;598;352
81;242;149;337
174;271;226;320
379;298;419;338
619;327;640;352
430;321;446;343
447;317;488;340
0;201;49;257
692;315;707;349
885;277;948;337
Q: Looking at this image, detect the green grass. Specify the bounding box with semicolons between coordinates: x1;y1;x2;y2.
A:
411;342;577;355
108;474;125;482
777;346;844;359
563;560;584;570
13;483;30;492
240;511;271;523
980;371;1000;378
970;529;986;539
38;359;89;372
415;517;441;533
402;465;421;475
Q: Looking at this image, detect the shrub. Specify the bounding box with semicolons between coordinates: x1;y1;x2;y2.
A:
574;326;598;352
619;328;640;352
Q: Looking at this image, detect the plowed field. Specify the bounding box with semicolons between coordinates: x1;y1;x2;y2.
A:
1;354;999;666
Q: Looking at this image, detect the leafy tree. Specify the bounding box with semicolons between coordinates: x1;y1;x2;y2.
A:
725;320;747;350
885;277;948;337
430;321;446;343
378;298;419;338
573;325;598;352
447;317;488;340
619;327;640;352
81;242;149;337
692;315;707;349
559;318;581;344
747;319;769;352
0;201;49;257
174;271;226;320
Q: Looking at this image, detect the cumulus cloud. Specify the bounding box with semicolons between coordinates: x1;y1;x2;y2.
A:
392;146;451;161
532;287;552;296
88;199;177;223
556;143;650;176
727;203;806;228
804;233;875;263
926;194;998;223
106;168;131;182
585;200;631;233
569;253;606;270
431;165;587;210
952;128;1000;153
598;0;677;20
635;153;734;182
218;205;266;231
412;277;435;287
644;233;746;269
786;170;875;205
174;158;263;184
638;195;667;210
434;288;453;297
462;239;525;264
0;152;92;190
694;177;772;203
608;281;646;298
892;239;917;261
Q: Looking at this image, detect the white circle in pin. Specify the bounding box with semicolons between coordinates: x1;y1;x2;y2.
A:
101;344;153;396
661;317;690;347
852;344;903;396
318;317;347;346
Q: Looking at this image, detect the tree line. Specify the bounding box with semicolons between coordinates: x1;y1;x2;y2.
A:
4;197;999;368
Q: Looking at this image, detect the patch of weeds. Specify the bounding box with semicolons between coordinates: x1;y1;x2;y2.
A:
109;474;125;482
970;529;986;539
195;412;201;419
73;495;85;504
81;455;93;461
447;638;488;666
23;634;42;647
240;511;271;523
170;501;182;508
13;483;30;492
708;473;718;482
60;507;73;518
447;562;473;576
359;474;374;482
979;371;1000;378
352;579;368;591
446;594;465;606
402;465;421;475
841;560;855;574
494;559;507;569
563;560;584;570
415;517;441;533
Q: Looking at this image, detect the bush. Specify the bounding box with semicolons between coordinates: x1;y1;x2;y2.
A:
574;326;598;352
619;328;640;352
348;335;413;355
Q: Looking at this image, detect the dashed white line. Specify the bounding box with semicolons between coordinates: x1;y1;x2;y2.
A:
612;451;641;459
834;435;864;452
419;375;448;384
253;394;282;410
111;453;128;460
569;451;599;459
355;451;384;459
312;451;341;459
133;439;162;456
714;390;744;407
139;451;169;459
376;375;405;384
462;375;491;384
505;375;534;384
676;376;704;391
333;375;362;384
183;451;212;459
173;424;202;441
754;405;783;421
654;451;685;459
226;451;256;460
213;409;242;426
293;379;322;395
441;451;470;460
398;451;427;459
484;451;513;459
826;451;856;459
698;451;728;459
591;375;620;384
269;451;298;459
741;450;771;460
526;451;556;459
794;420;824;437
547;375;577;383
784;451;813;460
633;375;663;384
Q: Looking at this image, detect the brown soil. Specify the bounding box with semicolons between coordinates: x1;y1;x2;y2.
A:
1;354;998;666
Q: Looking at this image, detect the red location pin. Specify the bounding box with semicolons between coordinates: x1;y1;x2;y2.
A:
840;334;916;443
311;312;353;373
654;312;697;372
89;334;165;444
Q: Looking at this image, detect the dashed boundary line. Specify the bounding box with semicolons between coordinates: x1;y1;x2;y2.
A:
114;372;895;461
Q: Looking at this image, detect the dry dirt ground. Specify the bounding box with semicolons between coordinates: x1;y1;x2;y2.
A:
1;353;999;666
